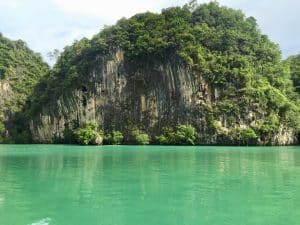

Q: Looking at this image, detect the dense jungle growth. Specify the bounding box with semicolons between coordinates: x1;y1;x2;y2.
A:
0;34;49;143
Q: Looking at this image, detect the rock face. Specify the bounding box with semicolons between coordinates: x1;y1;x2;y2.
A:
0;80;13;120
29;49;298;145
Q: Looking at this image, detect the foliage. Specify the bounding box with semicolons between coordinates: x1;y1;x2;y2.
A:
157;127;175;145
157;125;197;145
11;131;32;144
0;35;49;111
104;131;124;145
132;130;150;145
174;125;197;145
63;127;77;144
229;127;258;146
0;34;49;141
76;121;103;145
286;54;300;94
0;121;5;143
0;121;4;134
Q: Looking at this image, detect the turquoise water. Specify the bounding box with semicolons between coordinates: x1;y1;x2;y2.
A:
0;145;300;225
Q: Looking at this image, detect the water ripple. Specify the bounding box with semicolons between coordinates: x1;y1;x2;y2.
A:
29;217;51;225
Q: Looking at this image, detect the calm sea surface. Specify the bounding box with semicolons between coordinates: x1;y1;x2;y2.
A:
0;145;300;225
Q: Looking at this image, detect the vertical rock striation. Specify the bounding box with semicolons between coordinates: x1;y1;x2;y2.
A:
29;49;298;145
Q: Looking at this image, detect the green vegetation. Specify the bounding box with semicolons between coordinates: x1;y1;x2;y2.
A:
132;130;150;145
157;125;197;145
286;54;300;94
104;131;124;145
0;121;5;143
76;121;103;145
0;34;49;109
229;127;258;146
0;34;49;143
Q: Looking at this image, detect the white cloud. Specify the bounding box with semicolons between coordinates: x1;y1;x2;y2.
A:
52;0;184;23
0;1;21;9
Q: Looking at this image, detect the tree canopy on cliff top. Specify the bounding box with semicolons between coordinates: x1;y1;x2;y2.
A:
0;33;49;112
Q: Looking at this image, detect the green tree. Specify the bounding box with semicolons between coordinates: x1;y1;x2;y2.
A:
286;54;300;94
104;131;124;145
230;127;258;146
157;125;197;145
76;121;103;145
174;125;197;145
132;130;150;145
0;121;5;143
63;127;77;144
157;127;176;145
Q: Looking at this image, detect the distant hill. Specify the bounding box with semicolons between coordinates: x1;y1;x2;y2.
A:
0;33;49;143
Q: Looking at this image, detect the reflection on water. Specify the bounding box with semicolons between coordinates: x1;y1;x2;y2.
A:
0;196;3;207
0;145;300;225
30;217;51;225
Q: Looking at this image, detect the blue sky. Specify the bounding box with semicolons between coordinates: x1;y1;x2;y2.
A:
0;0;299;64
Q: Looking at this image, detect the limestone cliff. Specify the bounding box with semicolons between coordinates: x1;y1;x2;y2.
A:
9;2;300;145
29;49;298;145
